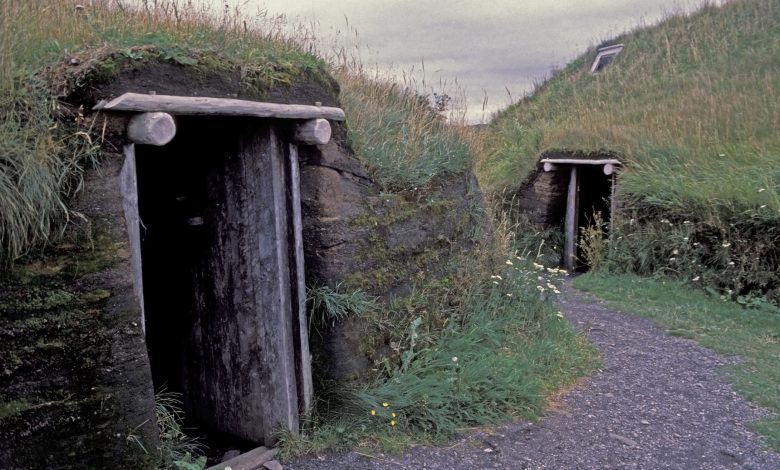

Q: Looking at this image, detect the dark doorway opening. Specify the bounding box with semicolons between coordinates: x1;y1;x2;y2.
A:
135;116;302;446
574;166;613;272
136;116;213;400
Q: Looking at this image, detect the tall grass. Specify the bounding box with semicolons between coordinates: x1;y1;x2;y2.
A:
335;68;474;190
351;267;590;437
154;390;205;468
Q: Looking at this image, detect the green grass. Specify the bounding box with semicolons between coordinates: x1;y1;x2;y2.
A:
154;391;206;469
279;260;598;457
337;71;474;190
573;272;780;451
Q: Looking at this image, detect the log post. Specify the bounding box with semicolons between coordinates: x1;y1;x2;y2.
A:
294;118;331;145
564;166;580;272
543;161;557;172
119;144;145;334
609;172;617;253
127;112;176;146
288;143;313;417
603;163;615;175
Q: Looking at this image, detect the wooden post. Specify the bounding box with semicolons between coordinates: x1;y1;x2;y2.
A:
294;118;331;145
287;144;313;417
564;165;580;272
127;112;176;146
609;172;617;253
119;144;146;334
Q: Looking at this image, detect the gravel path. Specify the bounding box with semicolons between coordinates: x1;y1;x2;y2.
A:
286;281;780;469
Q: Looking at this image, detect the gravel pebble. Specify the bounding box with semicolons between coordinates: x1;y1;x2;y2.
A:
286;280;780;469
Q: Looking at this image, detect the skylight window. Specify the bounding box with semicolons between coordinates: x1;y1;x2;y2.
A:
590;44;624;73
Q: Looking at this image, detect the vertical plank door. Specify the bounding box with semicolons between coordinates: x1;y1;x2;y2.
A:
186;119;299;444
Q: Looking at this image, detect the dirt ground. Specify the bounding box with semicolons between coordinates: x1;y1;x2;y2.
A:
284;279;780;469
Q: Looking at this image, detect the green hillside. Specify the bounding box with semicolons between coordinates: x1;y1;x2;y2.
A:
481;0;780;303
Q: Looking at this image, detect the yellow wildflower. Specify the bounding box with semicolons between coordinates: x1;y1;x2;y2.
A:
390;420;396;426
382;402;389;408
370;409;376;416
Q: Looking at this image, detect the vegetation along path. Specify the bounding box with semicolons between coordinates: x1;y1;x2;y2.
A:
287;279;780;469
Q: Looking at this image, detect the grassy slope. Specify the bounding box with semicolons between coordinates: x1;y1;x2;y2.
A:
573;272;780;451
337;71;473;190
480;0;780;222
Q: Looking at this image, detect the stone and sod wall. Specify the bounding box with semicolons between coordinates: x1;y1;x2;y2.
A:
0;53;487;467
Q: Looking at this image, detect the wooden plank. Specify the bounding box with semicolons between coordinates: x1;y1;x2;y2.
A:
268;127;300;436
119;144;145;334
564;166;580;272
206;446;277;470
95;93;346;121
185;120;298;443
540;158;622;166
287;144;313;417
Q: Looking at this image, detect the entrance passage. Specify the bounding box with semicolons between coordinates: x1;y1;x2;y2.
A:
104;93;344;444
541;157;620;272
136;116;299;444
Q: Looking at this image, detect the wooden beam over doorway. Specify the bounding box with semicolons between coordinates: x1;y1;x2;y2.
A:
94;93;346;121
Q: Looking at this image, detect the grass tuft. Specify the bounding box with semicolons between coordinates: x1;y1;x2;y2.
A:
306;284;377;334
155;390;205;469
336;70;474;190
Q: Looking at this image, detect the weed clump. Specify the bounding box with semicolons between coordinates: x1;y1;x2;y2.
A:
155;391;206;469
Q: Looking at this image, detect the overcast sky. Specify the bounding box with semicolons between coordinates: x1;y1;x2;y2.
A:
251;0;710;122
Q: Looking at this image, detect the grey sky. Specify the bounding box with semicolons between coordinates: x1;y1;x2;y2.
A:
252;0;708;122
